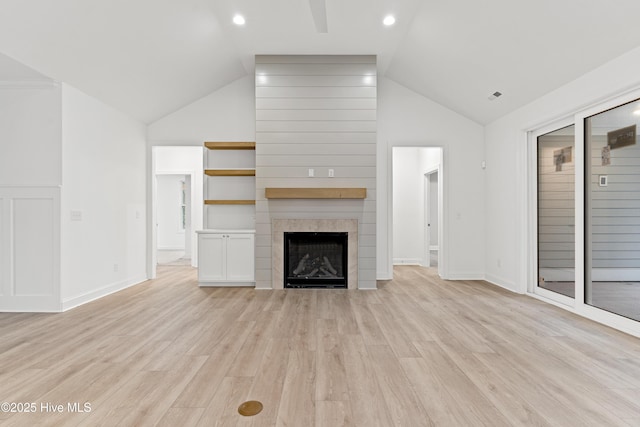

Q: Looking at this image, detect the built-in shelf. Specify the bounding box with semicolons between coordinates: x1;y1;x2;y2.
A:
265;188;367;199
205;141;256;150
205;200;256;205
205;169;256;177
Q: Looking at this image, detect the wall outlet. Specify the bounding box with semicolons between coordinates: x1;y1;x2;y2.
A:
328;169;334;177
308;168;314;177
113;264;119;272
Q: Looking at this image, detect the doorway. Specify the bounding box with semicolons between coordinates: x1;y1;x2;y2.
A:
392;147;443;276
156;174;191;266
150;146;203;278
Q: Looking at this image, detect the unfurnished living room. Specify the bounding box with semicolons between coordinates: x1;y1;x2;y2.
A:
2;1;640;426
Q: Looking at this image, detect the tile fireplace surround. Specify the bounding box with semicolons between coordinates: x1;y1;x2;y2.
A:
272;219;358;289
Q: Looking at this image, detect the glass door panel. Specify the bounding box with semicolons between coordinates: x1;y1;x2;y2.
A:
585;99;640;321
538;125;576;298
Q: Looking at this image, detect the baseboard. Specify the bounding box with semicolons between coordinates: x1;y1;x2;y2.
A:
393;258;422;265
158;247;185;251
61;274;148;311
0;296;62;312
444;272;485;281
483;273;521;294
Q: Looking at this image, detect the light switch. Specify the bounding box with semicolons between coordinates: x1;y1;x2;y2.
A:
308;168;314;177
328;169;334;177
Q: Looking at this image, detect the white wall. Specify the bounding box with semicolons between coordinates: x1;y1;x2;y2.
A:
378;77;485;280
60;84;147;310
147;76;255;144
485;46;640;293
156;174;186;250
0;82;62;186
0;81;62;311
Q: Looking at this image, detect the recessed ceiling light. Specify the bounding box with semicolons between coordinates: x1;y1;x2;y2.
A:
233;14;245;26
383;15;396;26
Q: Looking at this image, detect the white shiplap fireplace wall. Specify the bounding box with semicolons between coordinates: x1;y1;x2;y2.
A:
255;55;377;289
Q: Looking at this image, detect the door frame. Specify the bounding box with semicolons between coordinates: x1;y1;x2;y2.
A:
149;146;203;279
526;86;640;338
423;167;439;268
389;146;446;278
528;120;576;307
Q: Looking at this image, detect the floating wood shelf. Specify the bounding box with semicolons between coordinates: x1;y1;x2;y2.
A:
205;169;256;177
265;188;366;199
205;200;256;205
205;142;256;150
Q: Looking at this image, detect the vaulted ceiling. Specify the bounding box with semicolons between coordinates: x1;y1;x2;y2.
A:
2;0;640;124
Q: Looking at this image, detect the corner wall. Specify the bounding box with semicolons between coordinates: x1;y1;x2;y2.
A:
60;84;147;310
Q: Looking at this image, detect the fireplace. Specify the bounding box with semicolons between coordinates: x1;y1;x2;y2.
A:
284;232;348;288
271;219;358;289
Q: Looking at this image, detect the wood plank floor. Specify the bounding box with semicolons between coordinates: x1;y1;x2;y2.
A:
1;265;640;426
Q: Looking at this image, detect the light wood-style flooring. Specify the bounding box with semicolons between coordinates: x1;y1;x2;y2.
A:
1;266;640;426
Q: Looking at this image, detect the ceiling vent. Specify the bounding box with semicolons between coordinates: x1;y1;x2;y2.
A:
488;91;502;101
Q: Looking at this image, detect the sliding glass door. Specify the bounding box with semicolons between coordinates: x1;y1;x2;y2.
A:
537;125;576;300
585;99;640;321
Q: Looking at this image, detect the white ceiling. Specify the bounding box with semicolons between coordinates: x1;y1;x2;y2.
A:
1;0;640;124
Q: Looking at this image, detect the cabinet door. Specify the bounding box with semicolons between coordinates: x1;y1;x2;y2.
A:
198;234;226;281
226;234;255;281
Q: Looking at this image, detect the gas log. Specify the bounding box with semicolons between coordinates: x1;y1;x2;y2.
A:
292;253;339;278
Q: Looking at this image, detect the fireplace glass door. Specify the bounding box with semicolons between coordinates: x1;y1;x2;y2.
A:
284;232;348;288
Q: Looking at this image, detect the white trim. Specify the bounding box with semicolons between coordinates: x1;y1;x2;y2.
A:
527;118;576;303
389;146;447;279
483;274;520;293
529;291;640;339
61;275;147;311
393;258;422;265
530;287;575;308
446;273;485;280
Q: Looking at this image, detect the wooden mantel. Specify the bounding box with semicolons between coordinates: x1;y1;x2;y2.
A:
265;188;366;199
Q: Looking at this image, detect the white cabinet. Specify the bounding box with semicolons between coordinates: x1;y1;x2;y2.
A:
197;230;254;286
198;141;256;287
